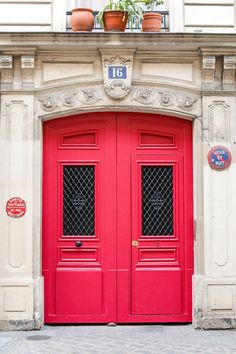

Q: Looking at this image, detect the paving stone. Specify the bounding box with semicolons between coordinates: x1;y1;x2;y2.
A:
1;325;236;354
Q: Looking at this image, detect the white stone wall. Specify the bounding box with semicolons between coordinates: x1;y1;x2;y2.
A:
0;0;234;33
0;0;52;32
0;33;235;329
193;52;236;328
0;53;43;329
184;0;235;33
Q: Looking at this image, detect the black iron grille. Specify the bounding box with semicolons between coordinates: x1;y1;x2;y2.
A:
142;166;173;236
63;165;95;236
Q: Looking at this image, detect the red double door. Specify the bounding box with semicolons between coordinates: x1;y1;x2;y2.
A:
43;112;193;324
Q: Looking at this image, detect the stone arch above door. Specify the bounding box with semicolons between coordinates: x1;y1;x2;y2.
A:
36;84;201;122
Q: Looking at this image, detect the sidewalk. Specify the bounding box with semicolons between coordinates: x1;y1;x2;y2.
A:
1;324;236;354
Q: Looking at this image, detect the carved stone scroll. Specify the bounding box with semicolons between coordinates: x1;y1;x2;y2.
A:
133;89;158;105
37;94;58;112
159;92;175;107
133;88;199;114
37;88;101;113
177;96;197;111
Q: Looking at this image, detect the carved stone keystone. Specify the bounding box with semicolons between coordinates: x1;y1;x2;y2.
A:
101;53;134;100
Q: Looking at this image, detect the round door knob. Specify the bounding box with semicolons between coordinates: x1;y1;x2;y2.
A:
75;240;83;248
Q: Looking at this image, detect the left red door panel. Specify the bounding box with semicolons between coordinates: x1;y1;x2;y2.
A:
43;113;117;323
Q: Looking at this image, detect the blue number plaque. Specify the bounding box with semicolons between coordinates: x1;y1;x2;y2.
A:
108;66;127;79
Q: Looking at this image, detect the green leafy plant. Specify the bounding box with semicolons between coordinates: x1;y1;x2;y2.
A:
97;0;145;29
142;0;164;12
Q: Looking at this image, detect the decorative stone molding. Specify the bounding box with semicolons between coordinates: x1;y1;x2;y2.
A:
133;88;199;113
37;94;58;112
0;280;34;326
21;55;35;87
60;92;76;107
0;55;13;90
132;89;158;105
4;100;29;141
177;96;198;111
159;92;175;107
36;85;201;119
193;276;236;329
223;56;236;89
1;69;13;88
208;100;230;142
77;89;100;105
202;55;216;89
101;53;134;100
0;55;12;69
104;56;131;66
21;56;34;69
202;54;236;91
37;88;101;113
105;80;131;100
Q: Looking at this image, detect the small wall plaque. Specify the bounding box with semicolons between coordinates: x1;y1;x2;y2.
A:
6;197;26;218
207;146;232;171
108;66;127;79
101;54;134;100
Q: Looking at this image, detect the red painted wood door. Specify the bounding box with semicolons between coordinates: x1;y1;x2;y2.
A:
43;112;193;323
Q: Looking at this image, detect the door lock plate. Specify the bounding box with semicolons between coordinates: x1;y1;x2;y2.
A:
132;240;139;247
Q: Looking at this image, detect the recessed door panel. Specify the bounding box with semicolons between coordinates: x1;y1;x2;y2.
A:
43;112;193;323
55;269;102;315
132;269;182;315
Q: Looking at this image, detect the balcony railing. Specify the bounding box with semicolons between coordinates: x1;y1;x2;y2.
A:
66;11;169;32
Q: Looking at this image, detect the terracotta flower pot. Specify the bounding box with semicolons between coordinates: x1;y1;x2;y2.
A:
103;11;128;32
70;8;94;32
142;12;162;32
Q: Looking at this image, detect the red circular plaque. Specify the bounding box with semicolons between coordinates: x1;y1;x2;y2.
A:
207;146;232;171
6;197;26;218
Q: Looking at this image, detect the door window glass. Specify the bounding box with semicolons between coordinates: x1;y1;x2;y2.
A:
63;165;95;236
142;166;173;236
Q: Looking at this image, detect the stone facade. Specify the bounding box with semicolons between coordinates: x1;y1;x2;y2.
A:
0;1;235;33
0;33;236;330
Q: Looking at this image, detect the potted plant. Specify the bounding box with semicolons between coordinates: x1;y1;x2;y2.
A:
70;0;94;32
142;0;164;32
97;0;144;32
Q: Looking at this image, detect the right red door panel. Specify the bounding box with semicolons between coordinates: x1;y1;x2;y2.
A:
117;113;193;322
